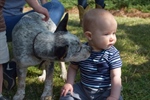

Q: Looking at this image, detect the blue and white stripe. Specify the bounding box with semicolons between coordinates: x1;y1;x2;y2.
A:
72;46;122;89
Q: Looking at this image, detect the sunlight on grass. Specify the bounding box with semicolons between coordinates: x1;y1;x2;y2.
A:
114;17;150;100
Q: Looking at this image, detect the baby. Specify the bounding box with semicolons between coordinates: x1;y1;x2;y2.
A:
60;9;123;100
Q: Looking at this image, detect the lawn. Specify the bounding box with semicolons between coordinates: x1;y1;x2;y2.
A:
115;17;150;100
3;0;150;100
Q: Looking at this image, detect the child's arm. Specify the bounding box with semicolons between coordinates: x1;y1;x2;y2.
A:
25;0;49;21
60;64;78;96
107;67;122;100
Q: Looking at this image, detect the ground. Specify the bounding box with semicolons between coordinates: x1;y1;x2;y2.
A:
23;7;150;18
109;8;150;18
68;7;150;18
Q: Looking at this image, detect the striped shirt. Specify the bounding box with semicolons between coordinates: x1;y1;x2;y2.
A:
72;45;122;89
0;0;6;32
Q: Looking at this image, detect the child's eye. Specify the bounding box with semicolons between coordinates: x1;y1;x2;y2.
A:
113;32;116;35
104;33;109;35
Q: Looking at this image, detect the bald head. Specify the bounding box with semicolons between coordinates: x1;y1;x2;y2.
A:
83;9;117;33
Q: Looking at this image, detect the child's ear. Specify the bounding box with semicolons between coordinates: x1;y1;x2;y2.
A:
84;31;92;40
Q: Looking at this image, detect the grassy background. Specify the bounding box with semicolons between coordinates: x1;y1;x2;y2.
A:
25;0;150;12
59;0;150;12
4;0;150;100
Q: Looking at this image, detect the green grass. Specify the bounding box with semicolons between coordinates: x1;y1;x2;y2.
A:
59;0;150;12
3;13;150;100
115;17;150;100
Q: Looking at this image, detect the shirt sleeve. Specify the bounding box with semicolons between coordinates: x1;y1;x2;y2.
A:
109;50;122;70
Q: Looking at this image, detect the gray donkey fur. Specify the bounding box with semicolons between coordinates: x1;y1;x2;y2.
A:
12;12;91;100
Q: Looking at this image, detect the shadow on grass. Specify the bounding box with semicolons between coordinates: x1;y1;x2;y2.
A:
115;21;150;99
3;73;63;100
3;61;64;100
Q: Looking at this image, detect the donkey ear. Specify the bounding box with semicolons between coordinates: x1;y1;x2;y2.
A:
55;13;68;32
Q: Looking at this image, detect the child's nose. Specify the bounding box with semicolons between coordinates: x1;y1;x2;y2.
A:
110;36;113;41
110;38;113;42
109;34;115;42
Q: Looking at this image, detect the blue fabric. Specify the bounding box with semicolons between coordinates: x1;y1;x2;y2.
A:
3;0;26;16
3;0;64;42
95;0;105;7
71;45;122;89
78;0;105;8
60;82;123;100
78;0;88;8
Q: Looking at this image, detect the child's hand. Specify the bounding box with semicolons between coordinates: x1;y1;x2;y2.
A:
60;83;73;96
33;6;49;21
107;96;118;100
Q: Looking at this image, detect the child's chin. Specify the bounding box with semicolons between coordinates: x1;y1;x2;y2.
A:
106;45;112;49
